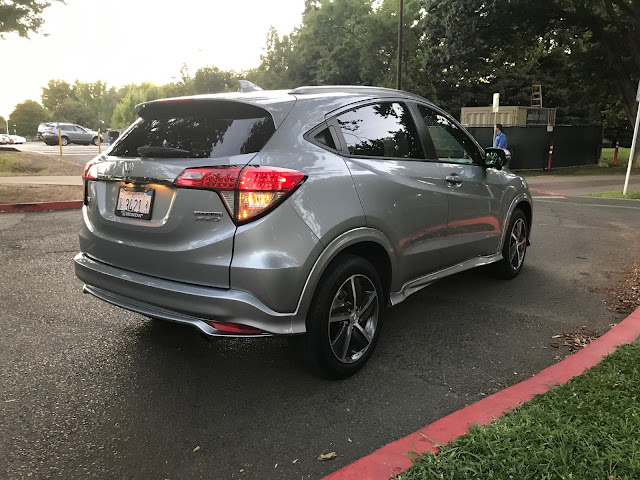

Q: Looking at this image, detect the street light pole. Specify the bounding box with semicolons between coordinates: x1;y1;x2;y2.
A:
396;0;403;90
623;81;640;196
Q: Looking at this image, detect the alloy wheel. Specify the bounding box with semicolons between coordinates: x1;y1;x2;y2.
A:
509;218;527;270
328;274;379;364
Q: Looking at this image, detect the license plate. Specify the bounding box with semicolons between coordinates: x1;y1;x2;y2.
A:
115;188;154;220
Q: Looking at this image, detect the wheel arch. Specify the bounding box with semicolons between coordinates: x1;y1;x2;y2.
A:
291;228;396;333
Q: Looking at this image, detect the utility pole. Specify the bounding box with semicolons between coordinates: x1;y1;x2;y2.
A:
396;0;403;90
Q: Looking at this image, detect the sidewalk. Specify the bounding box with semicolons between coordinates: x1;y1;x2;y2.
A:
526;174;640;196
0;176;82;186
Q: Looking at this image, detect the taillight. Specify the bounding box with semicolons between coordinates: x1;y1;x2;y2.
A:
82;160;98;180
174;166;306;224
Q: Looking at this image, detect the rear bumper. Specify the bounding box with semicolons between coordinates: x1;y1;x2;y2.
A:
74;253;299;336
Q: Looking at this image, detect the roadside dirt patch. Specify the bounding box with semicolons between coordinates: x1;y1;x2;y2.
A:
0;185;83;204
604;264;640;315
0;151;83;176
551;327;600;353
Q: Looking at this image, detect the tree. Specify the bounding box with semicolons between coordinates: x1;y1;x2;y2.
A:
53;98;94;126
110;83;160;128
0;116;6;133
9;100;50;136
41;79;74;112
418;0;640;163
192;66;238;94
0;0;62;38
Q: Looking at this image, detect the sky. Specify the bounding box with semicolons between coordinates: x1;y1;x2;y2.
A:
0;0;305;117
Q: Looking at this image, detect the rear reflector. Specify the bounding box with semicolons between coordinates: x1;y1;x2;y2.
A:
174;166;306;224
207;321;263;335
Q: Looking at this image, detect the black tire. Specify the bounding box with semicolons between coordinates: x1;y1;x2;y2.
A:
305;254;384;379
489;208;528;279
61;136;69;146
91;137;98;146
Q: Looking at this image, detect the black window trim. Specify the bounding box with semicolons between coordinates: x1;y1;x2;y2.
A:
327;99;429;162
414;101;486;166
303;121;342;153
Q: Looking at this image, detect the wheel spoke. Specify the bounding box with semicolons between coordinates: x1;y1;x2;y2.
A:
341;326;353;360
354;323;372;344
329;313;351;323
350;277;358;310
357;291;376;320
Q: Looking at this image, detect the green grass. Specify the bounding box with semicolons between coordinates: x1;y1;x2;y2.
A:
587;190;640;200
519;148;638;177
396;342;640;480
601;147;631;164
0;154;30;175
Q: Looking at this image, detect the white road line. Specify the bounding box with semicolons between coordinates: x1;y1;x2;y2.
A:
532;196;567;199
536;199;640;210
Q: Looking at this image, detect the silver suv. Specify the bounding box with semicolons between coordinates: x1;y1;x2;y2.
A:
42;123;100;146
74;86;532;378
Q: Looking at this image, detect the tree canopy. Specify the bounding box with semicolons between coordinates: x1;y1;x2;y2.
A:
0;0;62;38
9;100;50;136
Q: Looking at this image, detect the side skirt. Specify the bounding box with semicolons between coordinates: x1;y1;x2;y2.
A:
389;253;503;305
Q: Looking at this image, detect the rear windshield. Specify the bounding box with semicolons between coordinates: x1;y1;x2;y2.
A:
110;111;276;159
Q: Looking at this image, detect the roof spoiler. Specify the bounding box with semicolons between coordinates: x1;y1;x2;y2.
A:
238;80;263;93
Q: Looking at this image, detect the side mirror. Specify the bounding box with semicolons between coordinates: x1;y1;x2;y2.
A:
484;148;511;170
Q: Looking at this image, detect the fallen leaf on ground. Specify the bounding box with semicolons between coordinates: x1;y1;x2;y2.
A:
193;446;200;452
318;452;337;461
292;459;298;464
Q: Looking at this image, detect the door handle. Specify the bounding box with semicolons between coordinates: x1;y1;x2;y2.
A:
445;174;463;186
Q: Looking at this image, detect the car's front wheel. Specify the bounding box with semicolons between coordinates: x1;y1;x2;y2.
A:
490;208;528;279
305;255;383;379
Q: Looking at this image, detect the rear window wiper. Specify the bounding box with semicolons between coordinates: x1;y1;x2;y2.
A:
137;146;191;158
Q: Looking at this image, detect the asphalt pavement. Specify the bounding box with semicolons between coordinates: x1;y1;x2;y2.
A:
15;141;103;165
1;197;640;479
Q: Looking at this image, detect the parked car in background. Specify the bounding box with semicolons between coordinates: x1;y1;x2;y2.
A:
0;134;9;144
37;122;57;140
42;124;100;146
74;85;532;378
5;135;26;144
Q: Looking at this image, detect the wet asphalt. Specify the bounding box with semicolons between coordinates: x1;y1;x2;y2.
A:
1;196;640;480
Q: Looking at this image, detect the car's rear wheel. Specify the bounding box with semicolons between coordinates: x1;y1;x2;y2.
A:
489;208;528;279
305;255;383;379
91;136;98;146
61;136;69;146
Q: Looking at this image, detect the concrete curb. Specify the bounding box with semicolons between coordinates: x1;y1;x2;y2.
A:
323;306;640;480
0;201;83;213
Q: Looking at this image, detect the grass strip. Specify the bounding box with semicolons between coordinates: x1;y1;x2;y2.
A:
397;341;640;480
586;191;640;200
0;152;82;176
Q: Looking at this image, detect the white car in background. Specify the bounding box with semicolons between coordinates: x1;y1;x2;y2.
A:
0;134;9;144
7;135;26;144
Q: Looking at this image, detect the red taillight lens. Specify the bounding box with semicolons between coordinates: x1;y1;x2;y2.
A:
174;166;241;190
207;321;263;335
82;160;98;180
174;166;306;224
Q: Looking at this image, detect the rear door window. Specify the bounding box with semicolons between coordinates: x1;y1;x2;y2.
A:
110;107;276;159
335;102;424;159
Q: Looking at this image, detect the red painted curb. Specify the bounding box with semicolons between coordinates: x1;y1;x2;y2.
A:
0;201;83;213
529;187;567;198
323;306;640;480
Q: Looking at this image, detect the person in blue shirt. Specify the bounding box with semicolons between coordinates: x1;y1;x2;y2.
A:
494;124;508;149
